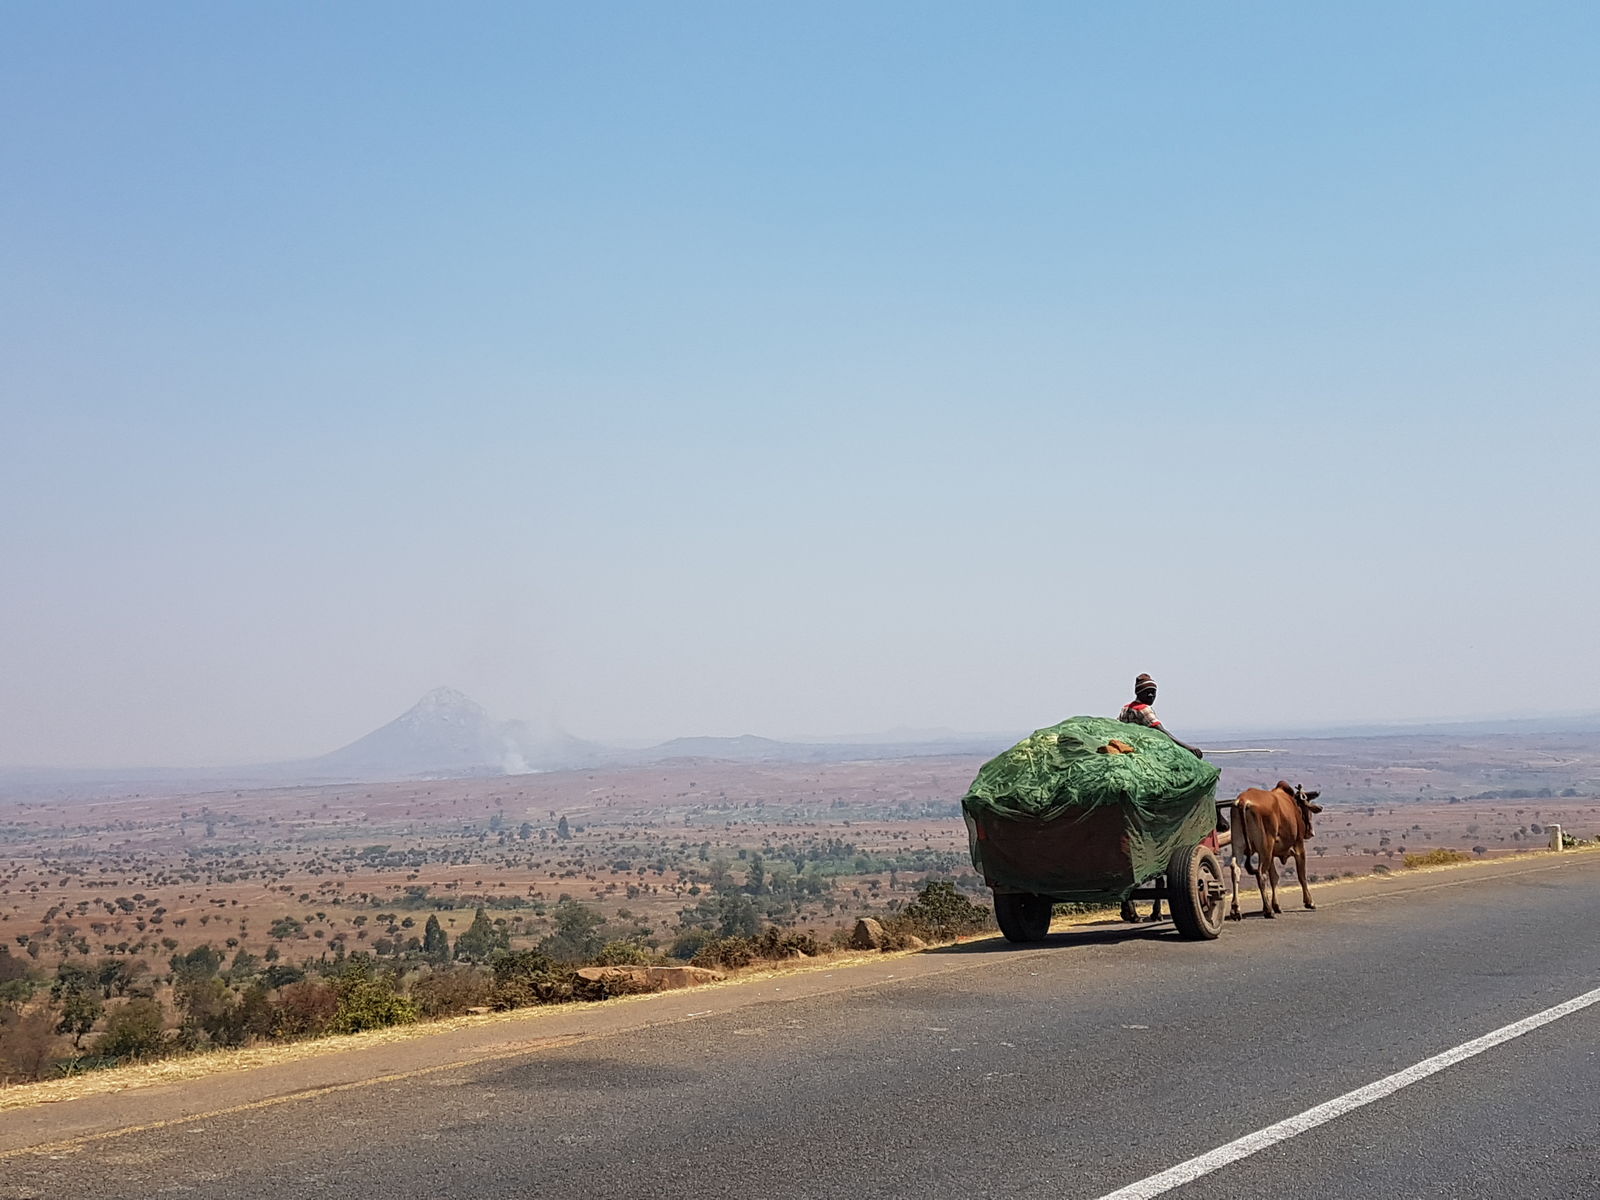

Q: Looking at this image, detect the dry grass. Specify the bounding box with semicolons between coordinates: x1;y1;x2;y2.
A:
1390;844;1594;877
1403;847;1477;869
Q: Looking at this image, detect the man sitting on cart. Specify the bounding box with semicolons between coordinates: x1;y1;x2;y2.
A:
1118;674;1221;923
1119;673;1205;760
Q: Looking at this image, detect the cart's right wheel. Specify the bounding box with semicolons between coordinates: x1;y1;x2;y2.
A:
1168;843;1227;941
994;892;1053;943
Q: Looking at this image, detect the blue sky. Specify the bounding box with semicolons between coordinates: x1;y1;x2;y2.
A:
3;2;1596;766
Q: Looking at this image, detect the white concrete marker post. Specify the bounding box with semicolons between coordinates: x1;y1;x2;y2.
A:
1549;824;1563;851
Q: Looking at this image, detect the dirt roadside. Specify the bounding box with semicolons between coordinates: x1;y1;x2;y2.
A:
3;847;1594;1156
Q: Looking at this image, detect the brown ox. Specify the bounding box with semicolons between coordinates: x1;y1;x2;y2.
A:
1227;781;1322;920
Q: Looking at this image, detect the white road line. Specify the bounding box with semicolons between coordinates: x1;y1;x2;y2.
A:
1092;983;1600;1200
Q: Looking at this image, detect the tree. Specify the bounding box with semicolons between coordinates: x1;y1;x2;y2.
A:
453;907;508;963
538;901;607;964
57;987;103;1048
716;894;760;939
262;963;304;989
174;976;265;1047
556;816;572;841
96;957;142;997
170;944;223;983
422;915;450;963
745;854;766;897
50;961;105;1048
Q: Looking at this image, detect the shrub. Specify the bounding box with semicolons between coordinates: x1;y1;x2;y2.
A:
594;940;653;967
179;982;274;1048
0;1003;60;1082
690;927;820;969
572;969;662;1001
270;980;340;1038
218;984;275;1046
1402;848;1473;869
329;966;417;1034
410;965;494;1018
93;997;168;1061
890;881;994;943
489;950;576;1009
666;927;718;962
0;950;38;1014
174;976;230;1048
691;937;758;970
752;927;820;959
0;976;36;1010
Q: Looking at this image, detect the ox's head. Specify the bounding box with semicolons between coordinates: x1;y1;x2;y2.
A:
1293;784;1323;836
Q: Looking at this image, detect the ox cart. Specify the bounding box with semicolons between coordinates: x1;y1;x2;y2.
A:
962;716;1231;944
971;806;1230;942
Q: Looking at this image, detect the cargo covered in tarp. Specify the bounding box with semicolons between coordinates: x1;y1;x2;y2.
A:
962;716;1221;901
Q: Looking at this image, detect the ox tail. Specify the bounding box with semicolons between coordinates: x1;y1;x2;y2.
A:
1235;802;1259;877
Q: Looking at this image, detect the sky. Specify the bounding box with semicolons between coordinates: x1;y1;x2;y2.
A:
3;2;1597;767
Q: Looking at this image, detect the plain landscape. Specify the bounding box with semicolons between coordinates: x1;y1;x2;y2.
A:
4;692;1598;1087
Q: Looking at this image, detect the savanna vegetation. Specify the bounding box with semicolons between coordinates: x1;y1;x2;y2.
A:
0;871;992;1085
5;741;1597;1085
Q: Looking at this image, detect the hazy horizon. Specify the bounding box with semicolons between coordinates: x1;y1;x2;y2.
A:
5;3;1597;769
4;683;1598;773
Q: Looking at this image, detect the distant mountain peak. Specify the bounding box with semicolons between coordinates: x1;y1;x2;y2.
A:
404;687;489;723
314;688;603;777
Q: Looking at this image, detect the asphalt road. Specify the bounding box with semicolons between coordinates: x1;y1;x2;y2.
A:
6;855;1600;1200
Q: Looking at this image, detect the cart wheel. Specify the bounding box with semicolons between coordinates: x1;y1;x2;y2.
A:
1168;844;1226;941
994;893;1054;943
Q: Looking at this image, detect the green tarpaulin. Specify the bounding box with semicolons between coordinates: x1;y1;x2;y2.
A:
962;716;1221;899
